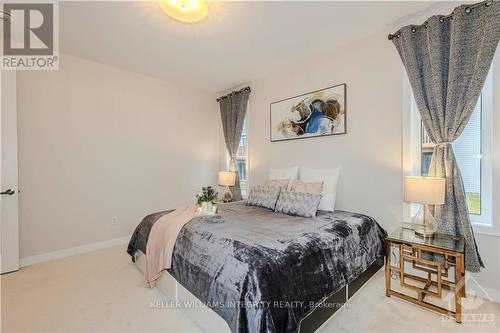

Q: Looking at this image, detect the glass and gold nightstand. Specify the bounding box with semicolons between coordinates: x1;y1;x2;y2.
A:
385;225;465;323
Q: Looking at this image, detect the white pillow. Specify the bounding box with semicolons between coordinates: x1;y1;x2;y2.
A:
268;167;299;190
299;167;340;212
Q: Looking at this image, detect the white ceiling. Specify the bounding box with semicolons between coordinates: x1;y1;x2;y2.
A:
60;1;462;93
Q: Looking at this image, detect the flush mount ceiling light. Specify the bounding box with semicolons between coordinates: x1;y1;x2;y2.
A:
158;0;208;24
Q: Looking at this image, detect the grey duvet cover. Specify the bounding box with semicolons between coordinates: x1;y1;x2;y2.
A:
127;202;386;333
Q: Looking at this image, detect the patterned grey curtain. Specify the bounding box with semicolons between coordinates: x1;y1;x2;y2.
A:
391;0;500;272
218;87;250;201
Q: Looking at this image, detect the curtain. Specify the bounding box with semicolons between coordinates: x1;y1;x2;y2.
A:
219;87;250;201
391;0;500;272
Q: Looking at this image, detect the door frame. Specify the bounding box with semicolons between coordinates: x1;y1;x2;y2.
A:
1;69;20;274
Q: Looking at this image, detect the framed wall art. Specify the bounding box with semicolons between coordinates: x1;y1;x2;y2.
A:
270;83;346;142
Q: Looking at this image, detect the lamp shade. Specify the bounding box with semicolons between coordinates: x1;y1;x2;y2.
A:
404;176;445;205
218;171;236;186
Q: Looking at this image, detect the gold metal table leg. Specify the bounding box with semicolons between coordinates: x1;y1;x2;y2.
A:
385;241;391;297
454;253;464;323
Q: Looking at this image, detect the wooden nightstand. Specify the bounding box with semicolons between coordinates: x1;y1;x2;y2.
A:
385;225;465;323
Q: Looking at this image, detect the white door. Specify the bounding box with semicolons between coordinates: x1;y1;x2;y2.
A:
1;70;19;274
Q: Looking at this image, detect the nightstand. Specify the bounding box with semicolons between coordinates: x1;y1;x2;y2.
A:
385;225;465;323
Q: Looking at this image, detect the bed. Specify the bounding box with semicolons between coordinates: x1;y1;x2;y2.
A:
127;201;387;333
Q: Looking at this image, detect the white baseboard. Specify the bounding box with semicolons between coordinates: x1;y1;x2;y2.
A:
472;285;500;304
465;272;500;304
20;236;129;267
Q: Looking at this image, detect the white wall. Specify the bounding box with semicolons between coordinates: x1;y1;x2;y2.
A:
246;34;499;301
16;54;219;259
249;35;403;232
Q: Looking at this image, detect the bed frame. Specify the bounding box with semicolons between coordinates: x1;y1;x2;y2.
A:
135;251;384;333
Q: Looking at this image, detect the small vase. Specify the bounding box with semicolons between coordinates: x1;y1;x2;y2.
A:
201;201;213;214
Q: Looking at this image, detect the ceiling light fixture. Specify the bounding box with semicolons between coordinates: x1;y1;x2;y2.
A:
158;0;208;24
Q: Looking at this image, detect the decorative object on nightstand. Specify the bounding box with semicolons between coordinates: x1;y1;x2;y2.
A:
385;226;465;323
218;171;236;203
196;186;218;214
404;176;445;237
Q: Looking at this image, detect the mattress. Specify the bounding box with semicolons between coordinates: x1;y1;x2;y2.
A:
128;201;387;333
134;250;231;332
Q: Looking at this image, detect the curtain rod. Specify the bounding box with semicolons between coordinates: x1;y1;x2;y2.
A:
388;0;494;40
217;86;251;102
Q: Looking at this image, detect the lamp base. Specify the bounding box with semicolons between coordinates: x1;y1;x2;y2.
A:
222;186;233;203
411;204;438;238
414;228;436;238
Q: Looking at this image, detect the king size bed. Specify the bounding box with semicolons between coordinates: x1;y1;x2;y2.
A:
127;201;387;333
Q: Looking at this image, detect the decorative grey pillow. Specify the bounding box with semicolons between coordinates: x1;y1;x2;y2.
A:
274;190;322;218
247;185;281;210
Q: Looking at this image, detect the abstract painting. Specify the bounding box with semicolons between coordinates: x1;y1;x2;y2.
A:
270;84;346;142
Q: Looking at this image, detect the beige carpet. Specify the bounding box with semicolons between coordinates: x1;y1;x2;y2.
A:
1;245;499;332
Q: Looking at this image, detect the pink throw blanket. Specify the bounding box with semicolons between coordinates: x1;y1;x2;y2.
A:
145;204;198;287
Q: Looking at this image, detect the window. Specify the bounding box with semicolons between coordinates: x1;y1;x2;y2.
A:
409;70;493;227
235;116;248;198
420;98;482;215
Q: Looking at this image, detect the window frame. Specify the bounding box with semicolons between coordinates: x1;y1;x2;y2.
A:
402;58;499;236
234;114;249;199
472;71;493;229
222;100;250;199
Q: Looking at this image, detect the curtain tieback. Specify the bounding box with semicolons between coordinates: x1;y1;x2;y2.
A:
435;142;452;146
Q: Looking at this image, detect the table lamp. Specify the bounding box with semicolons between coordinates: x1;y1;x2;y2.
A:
218;171;236;202
404;176;446;237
